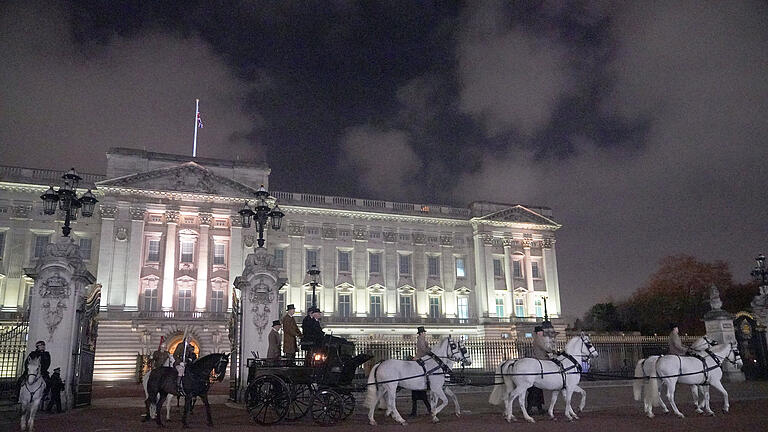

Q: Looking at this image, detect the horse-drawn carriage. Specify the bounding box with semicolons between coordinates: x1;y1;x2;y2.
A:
244;334;372;426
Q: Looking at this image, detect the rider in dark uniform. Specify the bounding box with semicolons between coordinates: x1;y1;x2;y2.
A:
301;307;325;364
17;341;51;401
173;341;197;393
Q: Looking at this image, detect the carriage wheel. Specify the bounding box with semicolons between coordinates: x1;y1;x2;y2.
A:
246;375;291;425
341;393;355;419
285;383;313;421
310;389;344;426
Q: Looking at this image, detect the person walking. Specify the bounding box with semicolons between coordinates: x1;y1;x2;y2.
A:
410;326;432;417
45;367;64;413
528;325;553;414
281;304;302;364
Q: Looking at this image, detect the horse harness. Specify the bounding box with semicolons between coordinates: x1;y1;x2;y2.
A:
415;352;451;390
22;373;45;402
662;346;739;383
535;352;582;390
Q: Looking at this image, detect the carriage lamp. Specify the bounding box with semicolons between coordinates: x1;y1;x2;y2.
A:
313;353;326;362
238;185;284;248
40;168;98;237
307;265;321;309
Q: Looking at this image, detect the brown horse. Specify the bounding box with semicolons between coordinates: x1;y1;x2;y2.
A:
143;353;229;428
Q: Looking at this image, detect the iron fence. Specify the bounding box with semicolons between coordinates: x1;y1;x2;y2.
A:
0;319;30;408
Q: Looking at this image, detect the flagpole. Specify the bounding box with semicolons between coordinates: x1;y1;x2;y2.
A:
193;99;199;157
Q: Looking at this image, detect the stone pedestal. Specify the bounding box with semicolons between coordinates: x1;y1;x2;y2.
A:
704;309;745;382
25;236;96;411
233;247;280;398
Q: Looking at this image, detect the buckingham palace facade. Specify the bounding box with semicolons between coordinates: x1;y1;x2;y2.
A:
0;148;563;381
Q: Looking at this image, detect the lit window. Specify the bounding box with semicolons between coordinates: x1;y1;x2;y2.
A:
338;250;350;272
513;260;522;278
141;277;160;311
210;289;225;312
455;257;465;278
278;292;286;314
370;295;382;318
369;252;381;274
338;294;351;318
177;280;194;311
400;295;413;318
457;297;469;320
306;249;318;268
496;297;505;317
535;298;543;317
147;239;161;262
532;262;541;279
213;243;227;266
273;249;284;269
181;240;194;263
493;259;504;278
515;297;525;317
429;297;441;319
34;234;50;258
399;254;411;275
305;292;315;312
78;238;92;260
428;256;440;277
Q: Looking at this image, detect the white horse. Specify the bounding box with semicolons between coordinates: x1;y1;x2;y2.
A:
366;337;472;425
652;342;742;417
633;336;717;417
19;357;47;432
143;354;175;420
492;334;598;423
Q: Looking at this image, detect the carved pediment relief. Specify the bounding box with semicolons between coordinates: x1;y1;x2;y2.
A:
97;162;259;197
477;205;559;227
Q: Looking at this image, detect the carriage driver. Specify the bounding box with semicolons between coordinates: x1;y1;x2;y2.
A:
668;324;690;356
528;326;554;415
302;307;325;364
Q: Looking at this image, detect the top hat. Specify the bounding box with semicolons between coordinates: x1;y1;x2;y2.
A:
417;326;426;334
308;306;320;314
35;341;45;347
53;367;61;372
286;304;295;311
534;325;543;333
272;320;281;327
669;323;678;330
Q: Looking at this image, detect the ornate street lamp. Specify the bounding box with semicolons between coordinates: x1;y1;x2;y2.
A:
752;254;767;295
40;168;98;237
307;264;321;309
237;185;284;248
542;296;550;322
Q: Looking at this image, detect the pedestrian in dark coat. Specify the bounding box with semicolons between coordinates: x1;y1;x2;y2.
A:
267;320;282;361
45;367;64;413
410;326;432;417
281;305;302;360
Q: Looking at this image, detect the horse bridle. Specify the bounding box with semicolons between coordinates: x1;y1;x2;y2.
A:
445;336;470;366
211;354;228;381
579;335;597;362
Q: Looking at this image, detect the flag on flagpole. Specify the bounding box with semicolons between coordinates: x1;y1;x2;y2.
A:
197;112;204;129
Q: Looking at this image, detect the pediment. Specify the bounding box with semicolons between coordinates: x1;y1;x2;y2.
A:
96;162;259;198
478;205;559;227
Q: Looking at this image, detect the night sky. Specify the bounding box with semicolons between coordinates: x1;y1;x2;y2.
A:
1;1;767;321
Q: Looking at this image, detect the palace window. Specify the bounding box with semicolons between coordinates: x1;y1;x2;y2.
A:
33;234;50;258
141;276;160;311
213;242;227;266
278;292;286;314
338;294;351;318
493;259;504;278
370;295;382;318
177;279;194;312
180;240;194;263
305;292;315;312
398;254;411;275
534;298;543;317
496;297;505;318
369;252;381;274
338;250;351;273
457;297;469;320
513;260;522;278
78;238;92;260
147;239;161;263
427;256;440;277
532;262;541;279
210;279;227;313
429;297;441;319
400;295;413;318
455;257;465;278
515;297;525;317
0;231;5;258
306;249;318;269
273;249;285;269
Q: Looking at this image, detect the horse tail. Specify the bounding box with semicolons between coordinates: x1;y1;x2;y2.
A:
646;358;661;407
488;362;506;405
364;362;381;408
632;359;645;401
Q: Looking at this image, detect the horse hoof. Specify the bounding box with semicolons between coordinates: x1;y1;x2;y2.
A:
676;413;685;419
455;413;461;418
526;418;536;424
369;420;377;426
399;421;408;426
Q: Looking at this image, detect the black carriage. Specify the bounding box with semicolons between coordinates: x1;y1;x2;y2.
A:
244;335;372;426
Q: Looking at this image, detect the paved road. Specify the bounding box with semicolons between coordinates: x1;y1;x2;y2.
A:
3;381;768;431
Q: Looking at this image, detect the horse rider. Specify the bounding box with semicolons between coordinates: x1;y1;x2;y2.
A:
528;325;554;414
410;326;432;417
173;340;197;393
151;336;170;369
267;320;282;363
668;324;689;356
17;341;51;401
281;304;302;364
45;367;64;413
301;307;325;364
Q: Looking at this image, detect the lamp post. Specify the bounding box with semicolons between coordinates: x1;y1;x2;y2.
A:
752;254;767;296
40;168;98;237
542;295;550;322
307;264;321;309
237;185;284;248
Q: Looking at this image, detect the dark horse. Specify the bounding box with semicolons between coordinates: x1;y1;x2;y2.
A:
143;353;229;428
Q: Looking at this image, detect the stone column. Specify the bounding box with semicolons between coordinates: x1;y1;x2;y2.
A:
523;240;535;313
471;230;489;319
124;207;145;311
95;205;117;309
287;223;305;312
352;227;368;317
541;239;560;317
384;237;398;317
234;248;279;399
196;213;212;311
503;240;514;315
161;210;179;311
228;216;244;311
703;285;744;382
25;236;96;411
482;235;496;318
108;218;129;309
